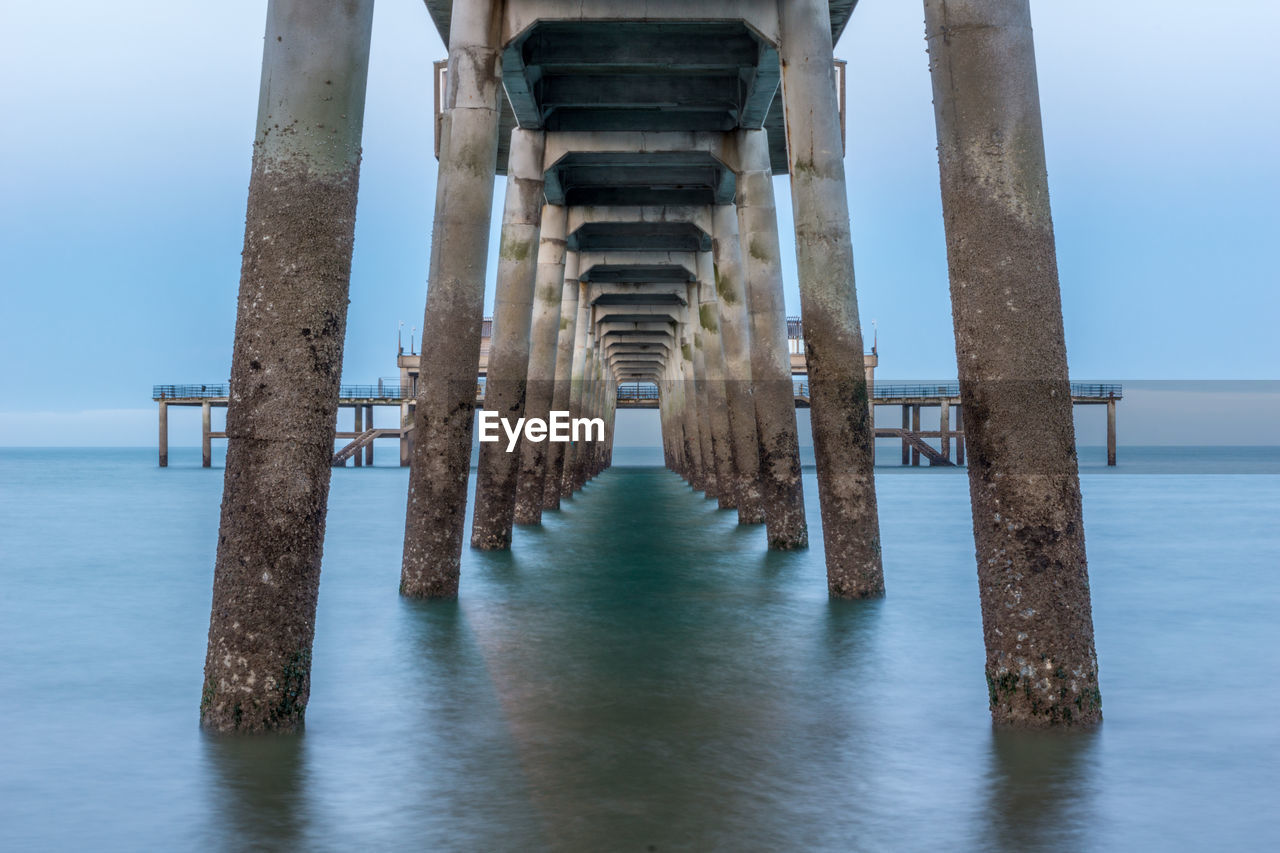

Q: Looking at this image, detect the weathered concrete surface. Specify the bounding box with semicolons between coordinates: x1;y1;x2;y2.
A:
667;373;684;474
471;129;547;549
925;0;1100;727
202;0;374;733
401;0;503;598
543;252;580;509
781;0;882;596
572;348;595;491
678;308;704;489
514;204;568;525
697;251;737;509
735;130;807;548
562;280;591;495
711;205;765;523
691;289;718;499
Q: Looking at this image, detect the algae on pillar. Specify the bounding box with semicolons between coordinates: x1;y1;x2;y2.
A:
514;204;568;525
402;0;503;598
924;0;1101;726
712;205;765;524
780;0;882;596
471;129;547;549
201;0;374;732
735;130;807;548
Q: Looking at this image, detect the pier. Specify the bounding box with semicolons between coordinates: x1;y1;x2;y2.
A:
198;0;1104;733
156;320;1121;470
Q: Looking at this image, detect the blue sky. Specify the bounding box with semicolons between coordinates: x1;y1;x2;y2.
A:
1;0;1276;445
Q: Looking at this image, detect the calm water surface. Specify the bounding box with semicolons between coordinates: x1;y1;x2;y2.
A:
1;447;1278;851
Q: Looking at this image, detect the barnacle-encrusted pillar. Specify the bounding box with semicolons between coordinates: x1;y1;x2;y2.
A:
543;252;580;509
712;204;765;524
401;0;503;598
780;0;883;596
925;0;1101;727
202;0;375;732
735;130;807;549
514;204;568;525
471;129;547;549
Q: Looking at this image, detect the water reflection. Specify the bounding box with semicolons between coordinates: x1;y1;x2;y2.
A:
976;728;1101;852
377;469;902;849
202;732;310;852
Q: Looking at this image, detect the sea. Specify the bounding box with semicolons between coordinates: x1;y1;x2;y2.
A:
1;446;1278;851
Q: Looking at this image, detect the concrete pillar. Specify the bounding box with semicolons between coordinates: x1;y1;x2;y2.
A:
401;0;503;599
202;0;374;733
603;376;616;470
658;379;672;469
678;308;704;489
712;205;765;524
158;402;168;468
471;130;547;549
591;356;607;478
925;0;1100;727
698;250;737;509
365;405;374;465
956;404;966;466
940;401;951;463
575;339;599;490
660;369;681;474
912;404;921;466
572;347;593;492
514;204;568;525
691;284;717;499
399;402;410;467
668;368;687;477
1107;397;1117;466
780;0;882;595
736;130;807;549
543;252;580;509
901;405;911;466
201;401;212;468
352;405;362;467
563;279;591;496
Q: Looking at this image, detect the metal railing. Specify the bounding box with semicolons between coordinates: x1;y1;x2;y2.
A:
154;383;412;401
617;383;660;402
157;380;1121;404
792;381;1123;400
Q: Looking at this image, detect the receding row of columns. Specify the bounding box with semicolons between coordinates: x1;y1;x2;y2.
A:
203;0;1100;734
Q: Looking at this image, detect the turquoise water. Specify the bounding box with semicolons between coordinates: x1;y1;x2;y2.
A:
1;447;1278;851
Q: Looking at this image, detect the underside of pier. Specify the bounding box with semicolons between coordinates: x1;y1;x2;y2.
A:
201;0;1102;734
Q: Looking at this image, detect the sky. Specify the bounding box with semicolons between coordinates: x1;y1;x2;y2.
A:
1;0;1277;446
